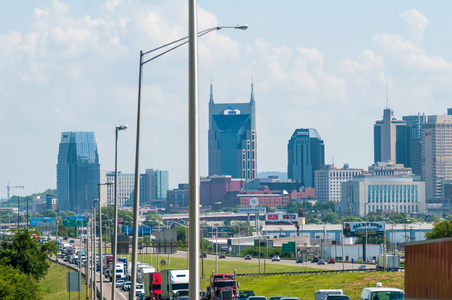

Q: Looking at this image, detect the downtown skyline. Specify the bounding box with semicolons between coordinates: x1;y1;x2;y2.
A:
2;1;452;198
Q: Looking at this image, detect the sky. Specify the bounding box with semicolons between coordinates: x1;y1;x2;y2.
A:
2;0;452;199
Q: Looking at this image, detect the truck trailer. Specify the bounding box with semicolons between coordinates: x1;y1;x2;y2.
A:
144;272;161;300
160;269;189;300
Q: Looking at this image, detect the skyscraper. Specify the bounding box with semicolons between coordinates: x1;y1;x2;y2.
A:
287;128;325;188
57;132;100;213
422;109;452;202
208;83;257;180
403;113;427;176
374;108;411;166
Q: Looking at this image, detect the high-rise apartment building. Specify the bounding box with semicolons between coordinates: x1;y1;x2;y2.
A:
403;113;427;177
315;164;362;202
374;108;411;166
57;131;100;213
287;128;325;188
422;110;452;201
208;83;257;180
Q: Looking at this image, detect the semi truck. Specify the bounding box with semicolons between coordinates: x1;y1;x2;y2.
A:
376;255;399;271
144;272;161;300
138;265;156;284
206;272;239;300
108;262;125;281
160;269;189;300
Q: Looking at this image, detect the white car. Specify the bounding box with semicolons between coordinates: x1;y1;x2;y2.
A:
116;279;124;289
123;281;131;291
360;283;404;300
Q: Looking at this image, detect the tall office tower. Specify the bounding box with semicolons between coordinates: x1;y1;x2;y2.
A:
374;108;411;166
422;109;452;202
57;132;100;213
208;83;257;180
314;164;362;202
287;128;325;188
106;168;168;208
403;113;427;176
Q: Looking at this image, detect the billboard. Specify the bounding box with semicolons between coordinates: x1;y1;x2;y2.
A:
237;207;266;214
343;222;386;237
265;213;298;224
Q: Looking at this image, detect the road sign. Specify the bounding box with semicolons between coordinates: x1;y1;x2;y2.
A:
282;243;295;254
66;272;81;292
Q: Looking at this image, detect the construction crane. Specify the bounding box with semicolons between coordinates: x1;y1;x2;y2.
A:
6;182;24;200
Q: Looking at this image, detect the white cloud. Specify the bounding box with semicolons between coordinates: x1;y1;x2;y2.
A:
400;9;429;40
373;33;421;55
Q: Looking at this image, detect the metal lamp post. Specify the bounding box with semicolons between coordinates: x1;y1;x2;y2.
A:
112;124;127;300
98;182;113;300
130;23;248;300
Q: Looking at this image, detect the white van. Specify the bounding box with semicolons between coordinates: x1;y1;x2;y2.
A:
360;283;404;300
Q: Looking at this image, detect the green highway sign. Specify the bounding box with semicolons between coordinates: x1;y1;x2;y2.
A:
282;243;295;253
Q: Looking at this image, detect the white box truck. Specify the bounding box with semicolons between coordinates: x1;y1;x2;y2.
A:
377;255;399;271
160;269;189;300
137;265;156;284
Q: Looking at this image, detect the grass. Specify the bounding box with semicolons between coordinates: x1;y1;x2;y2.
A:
40;262;88;300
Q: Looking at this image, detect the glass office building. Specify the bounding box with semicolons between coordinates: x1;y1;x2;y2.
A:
57;132;100;213
208;83;257;180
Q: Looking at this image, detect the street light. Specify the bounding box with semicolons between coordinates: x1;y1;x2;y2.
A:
98;182;113;300
112;124;127;300
130;23;248;300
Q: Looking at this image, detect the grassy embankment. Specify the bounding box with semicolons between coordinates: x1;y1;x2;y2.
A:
41;255;404;300
40;262;88;300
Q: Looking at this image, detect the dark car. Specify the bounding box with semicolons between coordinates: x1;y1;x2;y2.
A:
199;253;207;258
328;259;336;264
63;236;68;240
325;295;350;300
244;254;252;260
219;254;226;259
296;258;303;264
237;290;255;300
317;260;326;265
311;256;319;263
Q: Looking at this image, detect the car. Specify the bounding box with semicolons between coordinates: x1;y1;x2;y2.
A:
135;291;145;300
324;296;350;300
271;255;280;262
247;297;266;300
328;259;336;264
238;291;255;300
116;279;124;289
219;254;226;259
244;254;252;260
280;297;299;300
311;257;319;263
63;236;68;240
268;296;284;300
296;258;303;264
317;260;326;265
173;289;189;300
123;281;131;291
69;239;75;243
199;253;207;258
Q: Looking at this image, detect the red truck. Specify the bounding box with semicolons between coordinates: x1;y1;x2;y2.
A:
206;273;239;300
144;272;161;300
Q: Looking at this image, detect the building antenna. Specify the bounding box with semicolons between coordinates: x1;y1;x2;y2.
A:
386;84;389;109
332;156;334;166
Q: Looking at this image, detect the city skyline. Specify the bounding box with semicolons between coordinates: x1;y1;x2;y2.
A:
2;1;452;198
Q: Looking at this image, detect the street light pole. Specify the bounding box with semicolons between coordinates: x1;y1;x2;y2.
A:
130;23;248;300
97;183;112;300
112;124;127;300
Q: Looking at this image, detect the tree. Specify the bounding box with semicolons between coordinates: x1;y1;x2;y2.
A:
0;264;42;300
322;211;340;224
0;228;57;280
143;211;163;227
355;234;391;250
425;220;452;239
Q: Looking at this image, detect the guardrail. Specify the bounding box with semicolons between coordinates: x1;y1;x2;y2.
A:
236;268;377;277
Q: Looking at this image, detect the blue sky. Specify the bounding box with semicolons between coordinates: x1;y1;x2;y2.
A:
1;0;452;198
